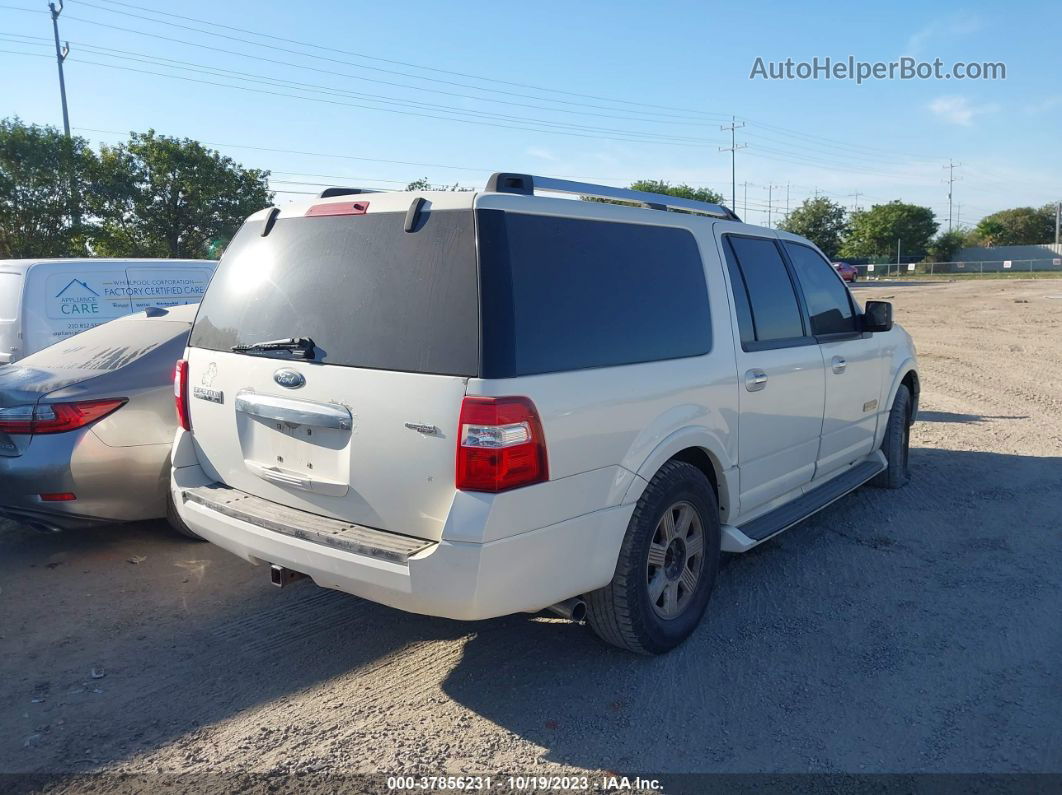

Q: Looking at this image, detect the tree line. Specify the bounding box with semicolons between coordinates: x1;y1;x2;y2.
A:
0;117;271;259
2;116;1053;263
596;180;1056;262
780;196;1058;262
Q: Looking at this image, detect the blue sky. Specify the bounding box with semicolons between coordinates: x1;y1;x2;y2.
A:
1;0;1058;229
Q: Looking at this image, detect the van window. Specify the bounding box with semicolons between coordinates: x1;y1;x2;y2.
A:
723;236;806;345
0;273;20;321
783;242;857;335
477;211;710;377
189;210;479;376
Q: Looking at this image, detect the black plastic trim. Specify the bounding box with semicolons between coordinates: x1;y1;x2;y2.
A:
741;458;885;541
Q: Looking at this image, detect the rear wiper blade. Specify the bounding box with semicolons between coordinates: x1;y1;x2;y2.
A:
231;337;316;359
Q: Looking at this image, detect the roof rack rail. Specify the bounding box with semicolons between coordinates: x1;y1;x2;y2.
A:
484;172;741;221
318;187;378;198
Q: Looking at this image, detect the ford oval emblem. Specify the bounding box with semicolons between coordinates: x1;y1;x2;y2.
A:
273;368;305;389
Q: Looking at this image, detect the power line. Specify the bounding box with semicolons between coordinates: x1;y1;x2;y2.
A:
3;39;721;144
0;51;726;148
80;0;729;119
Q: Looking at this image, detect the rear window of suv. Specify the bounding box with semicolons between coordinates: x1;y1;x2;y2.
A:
477;210;711;377
189;210;480;376
191;206;712;379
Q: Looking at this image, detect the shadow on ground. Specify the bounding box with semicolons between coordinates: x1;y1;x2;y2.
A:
1;449;1060;775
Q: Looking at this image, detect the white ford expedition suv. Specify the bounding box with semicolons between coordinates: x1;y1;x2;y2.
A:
171;174;918;654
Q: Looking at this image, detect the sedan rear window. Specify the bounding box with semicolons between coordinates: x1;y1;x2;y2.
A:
189;210;479;376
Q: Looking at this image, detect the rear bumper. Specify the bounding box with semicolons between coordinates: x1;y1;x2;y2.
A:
172;470;634;621
0;431;170;528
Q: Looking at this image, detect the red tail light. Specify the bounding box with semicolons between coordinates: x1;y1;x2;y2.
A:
174;359;191;431
0;399;126;435
456;396;548;492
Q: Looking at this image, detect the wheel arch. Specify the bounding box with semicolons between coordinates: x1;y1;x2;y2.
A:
623;428;737;523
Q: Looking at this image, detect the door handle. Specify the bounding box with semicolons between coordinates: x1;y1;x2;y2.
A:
744;369;768;392
832;356;847;374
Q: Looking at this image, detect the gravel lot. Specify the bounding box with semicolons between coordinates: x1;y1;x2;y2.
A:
1;279;1060;784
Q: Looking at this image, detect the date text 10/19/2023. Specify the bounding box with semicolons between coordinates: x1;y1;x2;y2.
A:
386;776;663;792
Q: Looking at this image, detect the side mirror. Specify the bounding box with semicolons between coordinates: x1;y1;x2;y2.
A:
863;300;893;332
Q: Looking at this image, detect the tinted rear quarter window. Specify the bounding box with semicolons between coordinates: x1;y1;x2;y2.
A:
783;242;857;335
724;236;805;343
478;211;711;377
189;210;479;376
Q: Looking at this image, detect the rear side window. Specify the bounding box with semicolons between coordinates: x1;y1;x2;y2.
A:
0;273;20;321
723;236;806;345
189;210;479;376
783;242;857;335
477;211;711;377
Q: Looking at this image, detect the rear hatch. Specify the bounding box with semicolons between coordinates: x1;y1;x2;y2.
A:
184;195;479;541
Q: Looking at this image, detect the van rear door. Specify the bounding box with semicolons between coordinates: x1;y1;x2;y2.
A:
184;201;478;542
0;270;22;363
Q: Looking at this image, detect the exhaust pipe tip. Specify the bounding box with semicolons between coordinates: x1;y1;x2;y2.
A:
547;597;587;623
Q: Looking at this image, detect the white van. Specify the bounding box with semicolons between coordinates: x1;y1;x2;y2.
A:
0;259;216;364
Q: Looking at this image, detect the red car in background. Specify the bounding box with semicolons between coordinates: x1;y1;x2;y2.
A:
832;261;859;282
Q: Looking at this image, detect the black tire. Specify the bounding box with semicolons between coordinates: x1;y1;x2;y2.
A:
871;384;911;489
166;491;205;541
585;460;721;655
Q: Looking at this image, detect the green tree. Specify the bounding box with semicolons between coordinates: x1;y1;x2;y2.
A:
406;177;432;191
584;179;723;212
0;117;96;258
627;180;723;204
926;229;968;262
405;178;472;191
778;197;848;257
90;130;272;258
839;201;938;259
971;205;1055;246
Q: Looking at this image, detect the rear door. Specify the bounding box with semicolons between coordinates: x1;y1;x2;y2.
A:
184;202;478;541
782;241;882;476
0;269;22;363
718;232;825;516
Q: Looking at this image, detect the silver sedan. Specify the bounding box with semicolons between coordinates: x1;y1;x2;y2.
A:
0;304;198;537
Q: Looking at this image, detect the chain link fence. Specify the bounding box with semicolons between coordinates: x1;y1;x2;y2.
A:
855;257;1062;278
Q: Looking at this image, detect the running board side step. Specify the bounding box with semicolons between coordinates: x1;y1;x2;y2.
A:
721;453;887;553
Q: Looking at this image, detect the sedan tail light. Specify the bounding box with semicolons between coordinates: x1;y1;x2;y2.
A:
456;396;548;492
0;399;127;435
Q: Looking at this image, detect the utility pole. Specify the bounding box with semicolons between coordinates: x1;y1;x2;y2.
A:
848;190;863;211
1055;201;1060;245
49;0;82;233
943;159;962;232
742;181;748;220
767;184;782;227
719;116;747;210
49;1;71;137
785;182;790;220
896;238;902;278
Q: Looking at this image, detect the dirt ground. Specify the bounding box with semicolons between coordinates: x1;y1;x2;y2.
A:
1;279;1060;786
